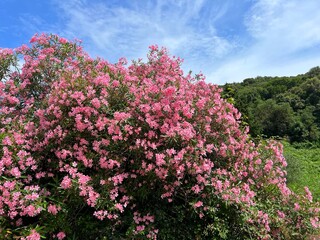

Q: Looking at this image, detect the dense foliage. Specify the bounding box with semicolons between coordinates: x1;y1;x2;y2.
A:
222;67;320;143
0;34;320;239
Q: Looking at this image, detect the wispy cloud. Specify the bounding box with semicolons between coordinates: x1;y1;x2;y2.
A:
18;14;46;34
53;0;236;74
210;0;320;83
10;0;320;84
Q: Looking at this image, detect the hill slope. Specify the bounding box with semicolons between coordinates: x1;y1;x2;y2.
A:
222;66;320;143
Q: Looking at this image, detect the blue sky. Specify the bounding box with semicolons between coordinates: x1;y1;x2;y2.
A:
1;0;320;84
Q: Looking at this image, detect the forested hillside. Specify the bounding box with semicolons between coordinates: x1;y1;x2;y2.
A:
222;67;320;143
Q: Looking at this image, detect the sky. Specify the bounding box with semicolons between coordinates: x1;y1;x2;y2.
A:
1;0;320;84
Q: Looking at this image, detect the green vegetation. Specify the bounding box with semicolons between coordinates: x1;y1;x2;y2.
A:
222;66;320;143
283;141;320;201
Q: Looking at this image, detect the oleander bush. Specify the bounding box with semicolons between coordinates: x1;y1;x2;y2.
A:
0;34;319;239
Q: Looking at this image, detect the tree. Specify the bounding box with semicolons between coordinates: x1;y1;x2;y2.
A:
250;100;295;138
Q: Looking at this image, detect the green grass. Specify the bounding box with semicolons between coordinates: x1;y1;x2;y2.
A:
283;141;320;201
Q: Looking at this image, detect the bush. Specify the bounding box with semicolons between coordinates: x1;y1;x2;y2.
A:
0;34;319;239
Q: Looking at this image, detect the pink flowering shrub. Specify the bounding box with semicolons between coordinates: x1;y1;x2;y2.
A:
0;33;319;239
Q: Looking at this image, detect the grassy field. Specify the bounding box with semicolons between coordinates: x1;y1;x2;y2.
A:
283;141;320;201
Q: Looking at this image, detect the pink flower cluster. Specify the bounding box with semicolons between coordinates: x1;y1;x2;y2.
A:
0;34;319;239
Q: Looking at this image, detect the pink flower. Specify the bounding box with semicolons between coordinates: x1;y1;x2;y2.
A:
25;193;39;201
10;167;21;178
23;229;40;240
48;204;61;215
113;111;130;121
115;203;124;213
214;180;223;192
93;210;108;220
304;187;313;202
112;80;120;87
3;180;16;190
91;98;101;109
264;160;273;172
136;225;145;232
59;37;68;44
294;203;300;211
255;159;262;165
277;210;285;219
77;173;91;185
194;201;203;208
163;86;176;97
30;35;38;43
155;153;166;166
310;217;320;228
2;136;12;145
60;176;72;189
56;231;66;240
24;205;38;217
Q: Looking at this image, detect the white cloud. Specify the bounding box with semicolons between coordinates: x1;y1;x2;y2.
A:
246;0;320;52
208;0;320;84
17;0;320;85
54;0;236;74
208;53;320;85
